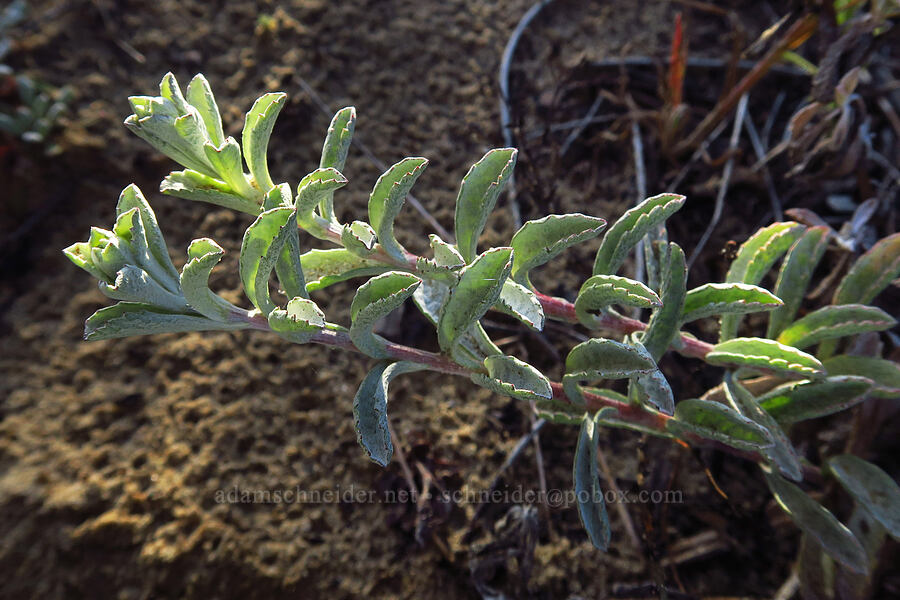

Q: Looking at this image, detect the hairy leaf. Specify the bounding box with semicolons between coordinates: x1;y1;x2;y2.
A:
454;148;517;263
437;247;512;350
827;455;900;540
575;275;661;328
412;278;449;325
300;248;390;292
592;193;685;276
353;361;426;467
574;413;610;550
667;398;774;451
767;226;829;338
777;304;895;350
471;355;552;401
566;338;656;381
642;242;686;361
180;238;237;321
350;272;421;358
267;297;326;344
84;302;244;340
681;283;782;324
496;279;544;330
834;233;900;305
203;137;257;202
721;222;804;340
764;469;868;574
242;92;286;192
161;169;256;214
341;221;377;257
707;338;825;379
368;157;428;261
510;213;606;284
318;106;356;222
185;74;225;147
822;355;900;399
294;168;348;239
758;376;873;423
116;185;181;292
99;265;187;312
239;207;299;315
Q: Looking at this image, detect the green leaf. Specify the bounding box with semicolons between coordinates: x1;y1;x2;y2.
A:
368;157;428;261
574;412;610;550
496;279;544;330
681;283;782;324
758;376;873;423
725;373;802;481
767;226;830;338
239;207;299;315
641;242;686;361
341;221;377;257
161;169;257;214
116;185;181;292
203;137;257;201
592;193;685;276
827;455;900;540
471;355;552;401
267;296;326;344
353;361;426;467
295;168;348;239
454;148;517;263
667;398;774;451
98;265;188;312
318;106;356;223
63;242;108;282
180;238;236;321
262;182;292;211
300;248;390;292
823;355;900;399
777;304;896;350
349;272;422;358
834;233;900;305
574;275;661;328
565;338;656;381
721;222;804;340
437;247;512;350
450;322;502;371
510;213;606;284
84;302;244;341
764;469;868;574
242;92;286;192
412;278;449;325
186;74;225;147
707;338;826;380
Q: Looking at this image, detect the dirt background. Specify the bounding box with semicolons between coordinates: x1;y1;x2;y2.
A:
1;0;898;598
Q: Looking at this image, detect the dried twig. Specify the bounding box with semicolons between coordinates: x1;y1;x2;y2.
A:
559;93;604;157
743;107;783;220
631;120;649;299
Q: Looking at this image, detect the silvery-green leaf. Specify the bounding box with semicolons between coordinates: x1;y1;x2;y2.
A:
777;304;896;350
827;454;900;540
90;232;132;281
262;182;292;211
667;398;774;451
116;185;181;292
180;238;236;321
566;338;656;381
242;92;286;192
681;283;783;324
834;232;900;305
707;338;826;380
767;226;830;338
63;242;108;282
574;412;610;550
454;148;517;263
592;193;685;276
471;355;552;401
203;137;257;201
294;168;348;240
353;360;425;467
273;212;307;302
641;242;686;361
764;468;868;574
84;302;244;341
496;279;544;330
412;278;449;325
267;296;326;344
239;206;299;314
758;376;873;423
186;73;225;147
428;234;465;267
125;96;217;177
318;106;356;223
349;272;421;358
510;213;606;284
721;222;804;340
300;248;390;292
161;169;257;214
159;72;190;113
623;336;674;414
437;247;512;350
366;157;427;261
725;373;802;481
341;221;377;257
823;355;900;399
574;275;661;328
99;265;187;312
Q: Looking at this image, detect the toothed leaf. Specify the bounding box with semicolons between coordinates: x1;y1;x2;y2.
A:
707;338;825;380
834;233;900;305
822;355;900;399
300;248;390;292
350;272;421;358
180;238;235;321
510;213;606;284
777;304;896;350
682;283;783;324
574;413;610;550
454;148;517;263
368;157;428;261
318;106;356;222
758;376;873;423
242;92;286;192
496;279;544;330
471;355;552;401
575;275;661;328
667;398;774;451
84;302;243;340
767;226;829;338
641;242;686;361
267;297;325;344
